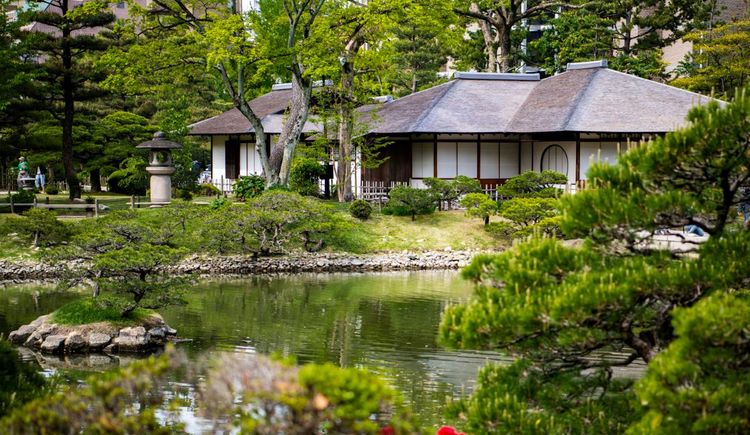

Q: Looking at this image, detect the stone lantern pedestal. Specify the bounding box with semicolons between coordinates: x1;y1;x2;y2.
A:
136;132;182;207
146;166;176;204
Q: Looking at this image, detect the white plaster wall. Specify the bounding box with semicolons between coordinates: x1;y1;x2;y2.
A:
212;136;227;180
579;141;624;180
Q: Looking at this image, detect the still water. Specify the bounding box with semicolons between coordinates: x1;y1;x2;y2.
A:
0;271;507;428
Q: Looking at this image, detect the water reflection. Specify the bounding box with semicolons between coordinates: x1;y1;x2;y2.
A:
0;271;506;427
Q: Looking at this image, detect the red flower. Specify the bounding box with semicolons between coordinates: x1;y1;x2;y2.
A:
437;425;466;435
380;426;395;435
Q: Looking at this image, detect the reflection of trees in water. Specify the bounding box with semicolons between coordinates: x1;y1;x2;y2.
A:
0;286;82;336
159;272;474;419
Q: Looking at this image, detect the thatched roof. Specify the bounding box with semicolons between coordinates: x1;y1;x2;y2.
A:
189;88;294;135
190;62;717;136
507;66;715;133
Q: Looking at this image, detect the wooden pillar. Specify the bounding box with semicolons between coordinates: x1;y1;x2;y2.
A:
575;132;581;182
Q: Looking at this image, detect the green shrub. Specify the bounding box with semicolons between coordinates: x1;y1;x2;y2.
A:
386;186;435;221
460;192;498;225
349;199;372;220
233;175;265;200
209;197;231;210
499;197;559;227
198;183;221;197
289;157;325;197
5;190;36;212
497;170;567;198
424;176;481;210
84;196;95;204
246;190;321;255
485;221;517;238
1;208;70;247
107;157;148;195
175;188;193;201
44;185;59;195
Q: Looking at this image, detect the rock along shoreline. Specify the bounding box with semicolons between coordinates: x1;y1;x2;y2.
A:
0;250;480;282
8;313;178;354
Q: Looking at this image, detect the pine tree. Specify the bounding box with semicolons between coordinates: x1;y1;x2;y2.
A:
21;0;116;199
440;89;750;432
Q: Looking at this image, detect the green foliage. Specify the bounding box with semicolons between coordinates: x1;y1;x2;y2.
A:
499;197;559;227
289;157;324;197
349;199;372;220
209;197;230;210
0;339;47;418
51;297;152;326
298;363;416;434
385;186;435;221
526;0;717;78
672;20;750;99
198;183;221;197
0;348;183;434
233;175;265;201
484;221;517;238
562;90;750;242
440;89;750;431
175;188;193;201
448;359;635;434
1;209;70;247
631;292;750;434
43;185;59;195
107;157;148;195
4;191;36;213
58;210;187;317
424;176;481;210
460;193;498;225
496;170;567;198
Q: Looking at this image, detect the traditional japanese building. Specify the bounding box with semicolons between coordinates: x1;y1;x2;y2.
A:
190;60;717;192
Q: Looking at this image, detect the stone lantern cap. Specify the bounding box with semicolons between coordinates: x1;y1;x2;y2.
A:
136;132;182;150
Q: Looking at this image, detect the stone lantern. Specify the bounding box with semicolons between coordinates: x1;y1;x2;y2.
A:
136;132;182;206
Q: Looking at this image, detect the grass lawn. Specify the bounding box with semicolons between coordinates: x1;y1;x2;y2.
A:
51;298;153;326
355;210;506;252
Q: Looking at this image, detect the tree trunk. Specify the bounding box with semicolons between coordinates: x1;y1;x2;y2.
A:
337;60;356;202
61;0;80;200
90;167;101;192
273;72;312;187
470;3;498;72
497;25;513;73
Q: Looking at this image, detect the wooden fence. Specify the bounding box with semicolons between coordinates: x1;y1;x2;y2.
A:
359;181;408;204
359;179;586;205
0;197;102;217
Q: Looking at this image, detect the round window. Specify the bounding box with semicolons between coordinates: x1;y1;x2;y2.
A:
540;145;569;176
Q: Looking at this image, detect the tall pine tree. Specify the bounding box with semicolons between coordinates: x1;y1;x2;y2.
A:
22;0;115;199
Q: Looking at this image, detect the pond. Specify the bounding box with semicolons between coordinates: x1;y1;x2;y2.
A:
0;270;508;429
